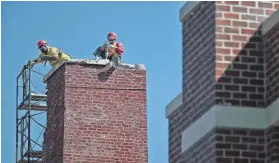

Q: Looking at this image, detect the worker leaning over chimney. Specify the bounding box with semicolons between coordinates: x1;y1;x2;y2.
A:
31;40;72;68
93;32;124;63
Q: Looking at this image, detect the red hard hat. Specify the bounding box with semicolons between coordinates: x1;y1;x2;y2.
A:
37;40;47;48
107;32;117;40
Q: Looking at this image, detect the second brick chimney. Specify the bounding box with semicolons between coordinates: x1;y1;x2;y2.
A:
167;2;279;163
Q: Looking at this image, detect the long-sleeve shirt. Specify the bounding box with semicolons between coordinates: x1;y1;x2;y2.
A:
33;46;71;67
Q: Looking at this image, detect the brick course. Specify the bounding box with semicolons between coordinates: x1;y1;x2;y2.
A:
44;63;147;163
178;126;279;163
215;128;266;163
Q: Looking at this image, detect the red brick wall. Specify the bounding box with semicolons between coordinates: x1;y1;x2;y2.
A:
45;63;148;163
44;65;66;163
265;22;279;105
215;1;278;107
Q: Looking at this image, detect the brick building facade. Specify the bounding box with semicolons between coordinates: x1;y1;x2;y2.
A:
166;2;279;163
43;60;148;163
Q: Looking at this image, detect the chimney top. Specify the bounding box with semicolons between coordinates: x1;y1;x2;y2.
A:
43;59;146;83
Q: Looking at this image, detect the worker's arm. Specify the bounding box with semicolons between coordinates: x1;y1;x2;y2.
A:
99;42;109;51
33;55;55;63
32;54;44;64
115;42;124;55
31;53;57;66
29;55;43;67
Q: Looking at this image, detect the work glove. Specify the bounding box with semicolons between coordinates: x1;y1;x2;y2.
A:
27;60;36;68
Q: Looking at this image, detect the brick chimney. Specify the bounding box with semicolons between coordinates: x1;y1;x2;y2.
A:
167;2;279;163
43;60;148;163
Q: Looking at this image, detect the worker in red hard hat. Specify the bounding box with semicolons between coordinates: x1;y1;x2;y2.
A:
93;32;124;65
31;40;72;68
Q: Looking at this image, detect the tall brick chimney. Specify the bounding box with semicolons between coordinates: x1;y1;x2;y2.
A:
43;60;148;163
167;2;279;163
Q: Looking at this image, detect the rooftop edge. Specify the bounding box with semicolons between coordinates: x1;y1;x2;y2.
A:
262;10;279;35
166;92;183;118
43;59;146;83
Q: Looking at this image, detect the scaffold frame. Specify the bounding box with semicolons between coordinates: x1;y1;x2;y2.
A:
16;61;47;163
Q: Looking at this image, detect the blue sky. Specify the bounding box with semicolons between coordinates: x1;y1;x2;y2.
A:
2;1;185;162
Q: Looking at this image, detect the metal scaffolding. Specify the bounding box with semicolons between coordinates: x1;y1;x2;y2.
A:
16;61;47;163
